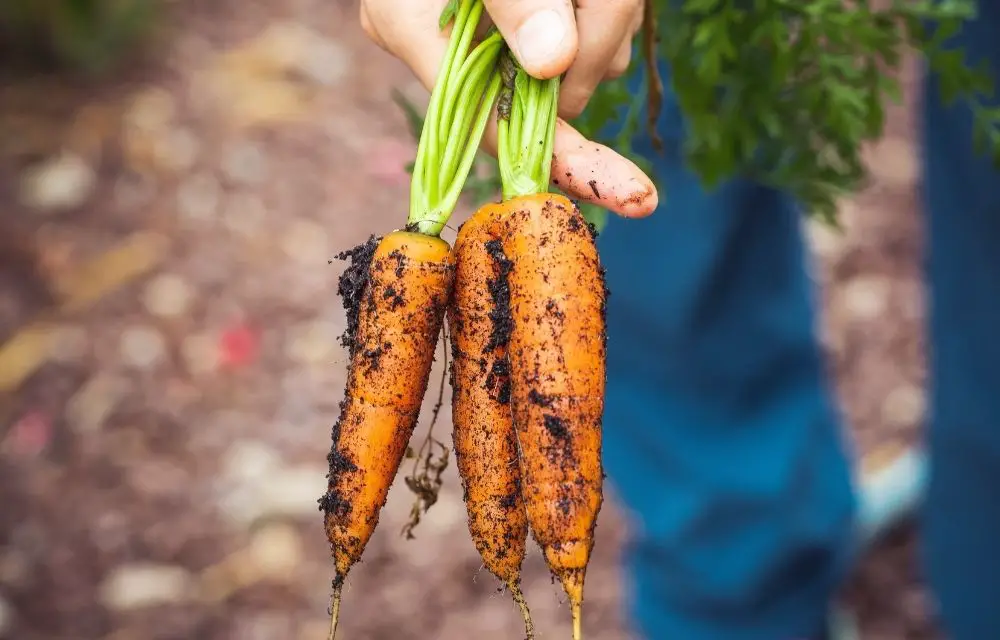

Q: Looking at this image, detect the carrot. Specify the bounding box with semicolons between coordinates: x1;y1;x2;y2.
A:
494;50;608;640
320;230;454;634
319;2;505;638
500;193;606;640
448;202;534;638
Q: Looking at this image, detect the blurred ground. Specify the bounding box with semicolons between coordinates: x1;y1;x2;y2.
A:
0;1;934;639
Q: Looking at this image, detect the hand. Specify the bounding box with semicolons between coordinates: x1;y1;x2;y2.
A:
360;0;658;218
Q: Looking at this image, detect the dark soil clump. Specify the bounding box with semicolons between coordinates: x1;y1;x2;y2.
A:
528;389;553;406
485;358;511;404
482;238;515;404
319;399;360;518
333;235;380;352
543;414;569;440
484;239;514;352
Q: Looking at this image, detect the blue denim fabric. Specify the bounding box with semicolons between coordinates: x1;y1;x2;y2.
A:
597;59;856;639
921;5;1000;639
597;5;1000;637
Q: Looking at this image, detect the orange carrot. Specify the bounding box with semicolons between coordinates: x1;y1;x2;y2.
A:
494;49;608;640
319;2;505;637
448;203;534;638
499;193;606;640
320;230;454;639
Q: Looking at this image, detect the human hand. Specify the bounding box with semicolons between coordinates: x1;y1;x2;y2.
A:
360;0;658;218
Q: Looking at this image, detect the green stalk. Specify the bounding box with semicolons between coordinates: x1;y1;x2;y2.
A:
408;1;502;237
440;73;503;220
440;37;504;181
437;0;485;142
496;49;560;201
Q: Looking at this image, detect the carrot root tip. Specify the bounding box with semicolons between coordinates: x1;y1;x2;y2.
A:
571;599;582;640
327;579;343;640
509;580;535;640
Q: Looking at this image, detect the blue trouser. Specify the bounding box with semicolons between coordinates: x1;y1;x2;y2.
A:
600;7;1000;640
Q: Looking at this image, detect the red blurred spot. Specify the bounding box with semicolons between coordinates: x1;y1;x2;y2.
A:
219;324;259;369
365;138;415;186
4;410;52;457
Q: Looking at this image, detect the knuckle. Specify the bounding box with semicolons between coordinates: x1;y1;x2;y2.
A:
631;4;644;32
359;4;380;45
605;62;628;80
610;0;641;14
607;51;631;79
559;92;588;120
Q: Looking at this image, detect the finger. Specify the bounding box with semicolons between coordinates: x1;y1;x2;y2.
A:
359;2;388;51
365;0;451;89
551;119;658;218
559;0;639;119
477;114;657;220
463;113;655;219
483;0;579;80
404;86;653;217
605;3;643;79
605;36;633;80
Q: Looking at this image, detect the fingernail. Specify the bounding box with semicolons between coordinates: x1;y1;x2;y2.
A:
515;10;567;71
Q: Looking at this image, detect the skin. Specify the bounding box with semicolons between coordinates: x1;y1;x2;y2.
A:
359;0;658;219
448;203;534;638
498;193;606;640
320;230;455;637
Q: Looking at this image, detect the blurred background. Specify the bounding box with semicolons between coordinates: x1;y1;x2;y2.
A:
0;0;934;638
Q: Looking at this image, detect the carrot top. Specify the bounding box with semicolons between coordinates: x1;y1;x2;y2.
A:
496;51;560;201
408;0;503;236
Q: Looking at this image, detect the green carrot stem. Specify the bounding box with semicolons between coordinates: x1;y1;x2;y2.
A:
438;73;503;226
496;50;560;200
441;36;503;181
437;2;486;141
411;0;471;209
408;1;502;236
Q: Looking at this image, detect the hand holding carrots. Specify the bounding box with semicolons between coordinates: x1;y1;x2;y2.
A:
360;0;658;218
322;3;623;638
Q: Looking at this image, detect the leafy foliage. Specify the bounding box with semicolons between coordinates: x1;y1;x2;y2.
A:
636;0;1000;224
399;0;1000;229
0;0;160;75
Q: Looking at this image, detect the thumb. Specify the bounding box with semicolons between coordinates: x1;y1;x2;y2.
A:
362;0;451;90
484;0;578;79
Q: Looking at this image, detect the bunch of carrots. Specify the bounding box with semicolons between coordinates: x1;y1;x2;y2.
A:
318;2;608;638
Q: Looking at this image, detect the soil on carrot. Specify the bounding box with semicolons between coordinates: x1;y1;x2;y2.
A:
560;200;610;342
319;397;360;522
482;238;514;405
484;239;513;353
333;235;380;352
542;414;569;440
321;235;382;523
539;411;576;469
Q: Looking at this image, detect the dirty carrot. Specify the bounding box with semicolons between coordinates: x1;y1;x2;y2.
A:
318;2;504;638
320;230;454;640
495;50;607;640
448;202;534;638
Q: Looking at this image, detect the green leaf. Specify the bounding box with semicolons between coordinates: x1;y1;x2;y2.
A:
683;0;722;15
